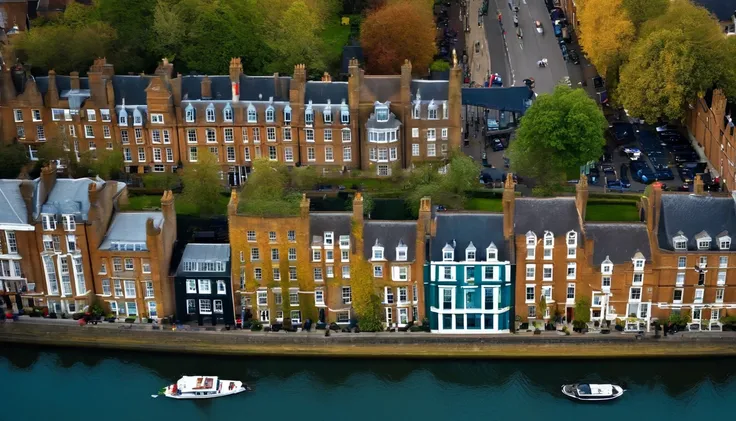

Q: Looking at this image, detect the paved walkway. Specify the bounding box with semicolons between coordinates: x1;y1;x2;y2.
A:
465;0;492;86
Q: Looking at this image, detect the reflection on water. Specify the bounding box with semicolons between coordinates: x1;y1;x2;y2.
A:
1;345;735;420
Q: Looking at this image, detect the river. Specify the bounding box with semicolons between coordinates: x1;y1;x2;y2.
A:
1;345;734;420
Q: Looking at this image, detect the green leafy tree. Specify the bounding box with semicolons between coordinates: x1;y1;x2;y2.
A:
508;85;606;190
289;165;320;190
578;0;635;82
538;295;548;321
266;0;325;74
0;143;30;179
239;159;301;216
618;0;731;121
574;297;591;324
404;151;479;215
181;149;223;216
621;0;669;30
86;149;123;180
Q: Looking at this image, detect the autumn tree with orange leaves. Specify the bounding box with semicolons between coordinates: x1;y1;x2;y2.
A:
360;0;436;75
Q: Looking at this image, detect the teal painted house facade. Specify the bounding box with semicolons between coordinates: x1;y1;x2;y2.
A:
424;214;513;333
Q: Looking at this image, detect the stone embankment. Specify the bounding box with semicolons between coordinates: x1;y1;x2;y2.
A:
3;320;736;358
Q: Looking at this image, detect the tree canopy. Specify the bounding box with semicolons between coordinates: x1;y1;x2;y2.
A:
15;0;343;76
508;85;606;190
0;143;29;179
618;0;733;121
360;0;436;74
238;159;302;217
578;0;635;81
181;149;224;216
621;0;669;30
404;152;480;215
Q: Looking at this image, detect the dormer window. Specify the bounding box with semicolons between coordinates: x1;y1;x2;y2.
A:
601;257;613;275
247;104;257;123
266;106;275;123
442;243;454;261
698;240;711;250
206;104;216;122
487;243;498;261
567;231;577;247
412;103;420;119
396;242;408;261
526;232;536;247
673;234;687;250
119;109;128;126
442;101;449;119
324;232;334;247
375;104;389;122
544;232;554;247
133;109;143;126
633;258;645;270
428;100;438;120
339;235;350;248
372;243;384;260
465;242;476;261
305;102;314;125
284;105;292;124
223;104;233;122
719;235;731;250
323;103;332;124
185;104;195;123
340;102;349;124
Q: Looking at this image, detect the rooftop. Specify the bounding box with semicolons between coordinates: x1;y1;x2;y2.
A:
514;197;581;236
98;212;164;250
431;213;509;262
363;221;417;261
585;223;651;264
657;193;736;251
180;243;230;263
39;178;105;221
0;180;29;225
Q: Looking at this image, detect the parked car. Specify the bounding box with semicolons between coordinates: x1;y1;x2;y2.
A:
676;183;691;192
630;161;656;184
654;167;674;181
620;164;631;188
609;122;636;144
669;144;696;154
623;147;641;161
678;161;707;174
701;173;721;192
656;124;678;132
589;167;600;185
568;49;580;64
606;179;626;193
674;152;700;164
678;167;694;183
602;164;616;179
491;137;505;151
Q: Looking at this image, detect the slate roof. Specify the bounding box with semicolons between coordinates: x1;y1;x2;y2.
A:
112;75;151;105
462;86;532;114
585;223;651;264
98;212;164;250
514;197;581;236
239;75;291;102
180;243;230;264
363;221;417;261
361;76;401;103
181;75;232;101
411;80;449;101
305;81;348;104
310;212;352;245
656;194;736;251
431;213;509;262
38;178;105;222
366;112;402;130
0;180;29;225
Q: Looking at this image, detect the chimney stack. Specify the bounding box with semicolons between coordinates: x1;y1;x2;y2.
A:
70;72;80;90
321;72;331;82
503;173;515;239
694;174;704;195
201;76;212;99
576;173;589;221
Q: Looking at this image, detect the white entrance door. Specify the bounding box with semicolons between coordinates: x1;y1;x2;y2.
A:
398;308;408;326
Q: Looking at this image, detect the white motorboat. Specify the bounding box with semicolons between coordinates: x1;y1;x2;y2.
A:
157;376;249;399
561;383;625;401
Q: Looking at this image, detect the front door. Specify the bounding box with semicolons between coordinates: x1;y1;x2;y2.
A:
566;306;573;323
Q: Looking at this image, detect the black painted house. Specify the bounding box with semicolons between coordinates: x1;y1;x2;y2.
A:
174;244;234;326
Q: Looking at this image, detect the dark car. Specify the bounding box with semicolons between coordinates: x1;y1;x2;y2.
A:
679;167;694;183
568;49;580;65
609;122;636;144
606;179;626;193
679;161;707;173
620;164;632;188
669;144;696;154
589;167;600;184
523;78;535;89
676;184;691;192
630;161;657;184
602;164;616;179
674;152;700;164
701;173;721;192
654;167;674;181
491;137;505;151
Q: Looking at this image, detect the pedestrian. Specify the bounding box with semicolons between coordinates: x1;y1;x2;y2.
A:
497;11;502;23
513;15;518;27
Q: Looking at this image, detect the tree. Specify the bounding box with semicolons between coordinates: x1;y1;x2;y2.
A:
404;152;480;215
538;295;548;321
618;0;732;121
87;149;123;180
239;159;302;216
289;165;320;191
360;0;436;74
0;143;29;179
266;0;325;74
181;149;223;215
578;0;635;81
621;0;669;30
508;85;607;190
573;297;591;327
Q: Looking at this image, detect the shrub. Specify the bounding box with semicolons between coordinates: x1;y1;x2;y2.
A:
72;312;85;320
142;172;180;190
430;59;451;72
124;317;136;323
250;320;263;331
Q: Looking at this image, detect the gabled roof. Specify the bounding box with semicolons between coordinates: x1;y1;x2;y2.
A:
657;194;736;251
38;178;104;222
361;76;401;103
411;80;448;101
309;212;352;245
363;221;417;261
112;75;152;106
98;212;163;250
305;81;348;105
585;223;651;264
514;197;581;236
431;213;509;262
0;180;29;225
180;243;230;263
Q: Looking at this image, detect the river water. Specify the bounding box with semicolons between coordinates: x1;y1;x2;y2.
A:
1;345;734;420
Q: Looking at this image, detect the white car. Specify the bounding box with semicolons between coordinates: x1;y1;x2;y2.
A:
624;148;641;161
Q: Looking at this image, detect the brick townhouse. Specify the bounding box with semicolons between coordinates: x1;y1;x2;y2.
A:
0;57;462;182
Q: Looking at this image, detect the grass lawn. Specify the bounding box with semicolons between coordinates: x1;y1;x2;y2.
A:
321;17;355;70
323;176;401;192
124;194;229;216
465;198;503;212
586;203;640;222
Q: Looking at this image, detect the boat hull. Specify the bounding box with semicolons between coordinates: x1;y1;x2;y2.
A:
163;380;247;399
561;384;624;402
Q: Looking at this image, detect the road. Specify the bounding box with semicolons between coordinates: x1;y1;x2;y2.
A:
485;0;573;93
